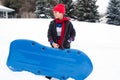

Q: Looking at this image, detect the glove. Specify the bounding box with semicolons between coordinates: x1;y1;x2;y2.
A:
68;38;73;43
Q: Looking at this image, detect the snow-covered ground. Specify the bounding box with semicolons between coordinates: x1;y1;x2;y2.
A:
0;19;120;80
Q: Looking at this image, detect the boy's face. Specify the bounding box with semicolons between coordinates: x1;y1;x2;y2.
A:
53;11;64;19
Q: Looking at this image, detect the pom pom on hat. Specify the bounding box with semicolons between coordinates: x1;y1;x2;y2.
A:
53;4;66;14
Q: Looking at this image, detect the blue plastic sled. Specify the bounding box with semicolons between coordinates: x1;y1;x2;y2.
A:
7;39;93;80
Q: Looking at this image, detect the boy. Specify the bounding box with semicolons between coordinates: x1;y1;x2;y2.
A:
48;4;76;49
47;4;76;80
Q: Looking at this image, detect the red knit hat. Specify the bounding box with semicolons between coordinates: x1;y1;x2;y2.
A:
53;4;66;14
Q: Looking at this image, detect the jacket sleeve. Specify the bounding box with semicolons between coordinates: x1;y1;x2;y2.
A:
47;21;53;42
69;22;76;41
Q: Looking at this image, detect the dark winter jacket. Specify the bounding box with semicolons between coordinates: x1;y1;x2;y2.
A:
47;18;76;49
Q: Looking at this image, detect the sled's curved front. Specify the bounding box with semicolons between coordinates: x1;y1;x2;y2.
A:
7;39;93;80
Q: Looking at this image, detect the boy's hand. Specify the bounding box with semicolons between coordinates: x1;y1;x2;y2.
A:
52;42;59;48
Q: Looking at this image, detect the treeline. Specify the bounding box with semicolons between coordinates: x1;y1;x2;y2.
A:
2;0;99;22
3;0;120;25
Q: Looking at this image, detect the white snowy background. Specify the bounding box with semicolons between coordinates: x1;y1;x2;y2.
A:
96;0;110;14
1;0;120;80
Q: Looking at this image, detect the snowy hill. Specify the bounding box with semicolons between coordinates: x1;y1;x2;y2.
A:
0;19;120;80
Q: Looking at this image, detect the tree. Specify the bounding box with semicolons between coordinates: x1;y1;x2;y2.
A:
106;0;120;25
62;0;77;19
76;0;99;22
35;0;55;18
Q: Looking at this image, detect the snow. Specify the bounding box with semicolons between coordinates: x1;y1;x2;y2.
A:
96;0;110;14
0;19;120;80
